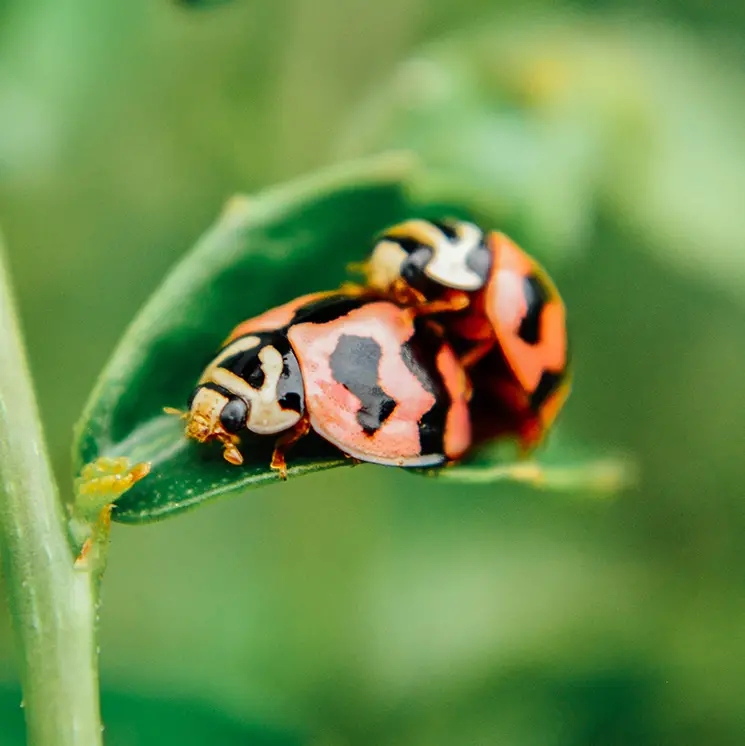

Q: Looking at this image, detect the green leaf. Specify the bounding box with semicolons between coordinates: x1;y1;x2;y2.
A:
74;153;624;524
432;433;636;496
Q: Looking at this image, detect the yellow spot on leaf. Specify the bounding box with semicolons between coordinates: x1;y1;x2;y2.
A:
73;457;151;570
77;457;151;502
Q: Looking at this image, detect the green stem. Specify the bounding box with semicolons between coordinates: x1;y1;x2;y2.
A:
0;235;103;744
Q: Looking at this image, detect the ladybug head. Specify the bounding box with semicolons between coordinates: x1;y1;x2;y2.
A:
181;384;247;464
180;335;306;465
366;219;491;295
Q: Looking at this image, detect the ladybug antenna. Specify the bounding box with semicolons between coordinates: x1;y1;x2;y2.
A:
163;406;188;419
346;260;369;277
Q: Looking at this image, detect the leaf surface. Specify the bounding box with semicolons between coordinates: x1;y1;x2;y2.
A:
73;154;623;524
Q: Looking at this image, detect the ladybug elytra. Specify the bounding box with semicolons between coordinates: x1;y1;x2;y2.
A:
178;292;471;477
363;219;571;448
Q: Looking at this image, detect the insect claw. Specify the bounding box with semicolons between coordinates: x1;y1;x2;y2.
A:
218;432;243;465
222;444;244;466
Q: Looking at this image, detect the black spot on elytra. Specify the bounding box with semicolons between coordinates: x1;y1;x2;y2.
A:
329;335;397;435
374;398;397;430
518;275;550;345
400;320;449;457
530;370;563;411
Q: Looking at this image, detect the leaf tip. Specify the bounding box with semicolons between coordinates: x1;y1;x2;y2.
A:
75;456;152;516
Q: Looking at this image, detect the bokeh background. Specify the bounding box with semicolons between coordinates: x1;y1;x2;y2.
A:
1;0;745;743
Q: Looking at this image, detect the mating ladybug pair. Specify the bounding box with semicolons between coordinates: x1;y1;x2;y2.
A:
171;220;570;477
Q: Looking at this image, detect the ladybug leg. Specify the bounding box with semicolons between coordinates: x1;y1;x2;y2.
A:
218;432;244;466
459;339;494;369
270;413;311;480
390;278;425;306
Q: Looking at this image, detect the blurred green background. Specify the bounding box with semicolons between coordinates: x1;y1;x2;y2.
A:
1;0;745;743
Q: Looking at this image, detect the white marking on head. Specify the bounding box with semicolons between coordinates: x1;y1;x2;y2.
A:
425;221;485;290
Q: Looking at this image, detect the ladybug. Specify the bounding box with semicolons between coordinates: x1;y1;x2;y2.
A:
174;292;471;477
362;219;570;448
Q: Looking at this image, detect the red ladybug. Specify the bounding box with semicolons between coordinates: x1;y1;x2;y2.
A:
363;219;570;448
175;292;471;477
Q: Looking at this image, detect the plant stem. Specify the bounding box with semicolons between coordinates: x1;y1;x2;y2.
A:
0;236;103;744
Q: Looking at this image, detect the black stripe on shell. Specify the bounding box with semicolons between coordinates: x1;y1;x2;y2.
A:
400;319;449;458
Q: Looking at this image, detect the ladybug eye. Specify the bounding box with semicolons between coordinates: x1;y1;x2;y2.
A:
220;398;248;433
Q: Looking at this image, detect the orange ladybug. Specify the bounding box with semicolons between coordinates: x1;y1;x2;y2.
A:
174;292;471;477
362;219;570;449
